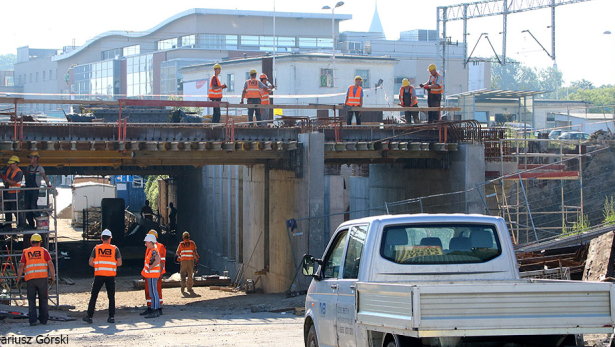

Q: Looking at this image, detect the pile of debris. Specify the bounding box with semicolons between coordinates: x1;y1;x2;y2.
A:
516;245;588;280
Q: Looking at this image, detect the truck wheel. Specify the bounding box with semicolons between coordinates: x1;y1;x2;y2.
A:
306;324;319;347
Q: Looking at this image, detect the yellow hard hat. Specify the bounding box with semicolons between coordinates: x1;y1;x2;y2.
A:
249;69;257;75
401;78;410;87
213;63;222;69
28;151;40;158
428;64;437;71
354;75;363;81
31;233;42;242
147;229;158;238
7;155;20;164
182;231;190;239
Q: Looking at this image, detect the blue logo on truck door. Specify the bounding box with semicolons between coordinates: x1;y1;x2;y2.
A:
319;302;326;316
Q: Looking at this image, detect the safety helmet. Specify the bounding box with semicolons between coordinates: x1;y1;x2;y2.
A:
249;69;257;75
428;64;437;71
144;234;157;243
7;155;20;164
213;63;222;69
354;75;363;81
31;233;42;242
259;73;268;80
182;231;190;239
28;151;40;158
147;229;158;239
401;78;410;87
101;229;112;237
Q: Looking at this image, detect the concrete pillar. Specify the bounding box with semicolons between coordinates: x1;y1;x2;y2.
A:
450;143;486;214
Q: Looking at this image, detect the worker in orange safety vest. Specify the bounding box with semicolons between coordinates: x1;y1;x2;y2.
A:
241;69;271;126
344;76;364;125
259;73;274;121
141;233;161;319
2;155;24;228
399;78;420;124
139;229;165;317
420;64;443;123
176;231;200;295
208;63;227;123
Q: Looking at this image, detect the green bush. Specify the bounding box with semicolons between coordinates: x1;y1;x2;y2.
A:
603;196;615;225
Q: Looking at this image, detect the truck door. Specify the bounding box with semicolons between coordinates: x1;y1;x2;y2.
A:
336;225;368;347
313;229;348;347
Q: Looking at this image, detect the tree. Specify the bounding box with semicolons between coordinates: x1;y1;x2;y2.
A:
0;54;16;70
491;59;540;91
568;86;615;113
570;79;594;90
537;65;563;99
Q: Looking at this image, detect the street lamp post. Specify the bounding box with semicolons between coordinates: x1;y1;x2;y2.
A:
322;1;344;87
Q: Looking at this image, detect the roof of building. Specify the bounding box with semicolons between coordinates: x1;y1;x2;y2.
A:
53;8;352;62
450;89;546;100
181;52;397;72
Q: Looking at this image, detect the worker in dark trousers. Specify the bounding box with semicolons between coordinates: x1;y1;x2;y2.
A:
83;229;122;324
2;155;24;229
208;63;227;123
24;151;51;230
420;64;444;123
16;233;55;326
344;76;364;125
241;69;270;126
399;78;419;124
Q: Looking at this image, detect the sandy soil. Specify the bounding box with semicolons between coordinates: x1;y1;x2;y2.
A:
0;277;305;347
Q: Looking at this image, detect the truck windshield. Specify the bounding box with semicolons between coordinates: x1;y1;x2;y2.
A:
380;223;501;264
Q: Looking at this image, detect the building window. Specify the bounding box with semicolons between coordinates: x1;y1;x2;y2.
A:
241;35;260;46
181;35;196;47
123;45;140;57
132;176;144;188
49;70;53;80
276;36;296;48
126;54;153;97
29;73;32;83
226;73;234;92
35;72;38;82
102;48;122;60
320;68;333;88
355;69;369;88
42;71;46;81
160;63;178;95
347;41;363;54
157;38;178;50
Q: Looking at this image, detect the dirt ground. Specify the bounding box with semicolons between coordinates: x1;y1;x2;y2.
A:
0;277;305;347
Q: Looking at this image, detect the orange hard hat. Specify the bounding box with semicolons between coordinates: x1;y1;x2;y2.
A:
260;73;268;80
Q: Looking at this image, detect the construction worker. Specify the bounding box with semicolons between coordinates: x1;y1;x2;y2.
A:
420;64;444;123
259;73;274;121
83;229;122;324
2;156;24;229
176;231;199;295
141;233;161;319
344;76;364;125
140;229;165;316
241;69;270;126
399;78;420;124
141;200;154;221
24;151;51;230
16;233;55;326
208;63;227;123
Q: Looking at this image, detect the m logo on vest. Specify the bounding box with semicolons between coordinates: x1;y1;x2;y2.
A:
27;250;42;258
98;248;113;256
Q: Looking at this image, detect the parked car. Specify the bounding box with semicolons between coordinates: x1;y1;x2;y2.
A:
548;129;563;139
558;131;590;140
302;214;615;347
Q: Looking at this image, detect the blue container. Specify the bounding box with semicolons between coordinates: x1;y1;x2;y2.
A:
110;175;146;212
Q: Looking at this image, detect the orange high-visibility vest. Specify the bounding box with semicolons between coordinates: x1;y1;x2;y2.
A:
345;86;363;106
157;243;167;275
23;246;48;281
260;90;270;105
6;166;22;194
93;243;118;277
208;75;223;99
244;79;262;99
141;247;161;278
177;240;197;261
427;73;443;94
399;86;418;107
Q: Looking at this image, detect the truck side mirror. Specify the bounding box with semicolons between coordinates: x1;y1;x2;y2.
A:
301;254;320;278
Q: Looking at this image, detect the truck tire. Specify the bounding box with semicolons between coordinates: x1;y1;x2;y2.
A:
306;324;319;347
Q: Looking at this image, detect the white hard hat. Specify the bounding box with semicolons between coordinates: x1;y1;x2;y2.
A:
144;234;157;243
101;229;112;237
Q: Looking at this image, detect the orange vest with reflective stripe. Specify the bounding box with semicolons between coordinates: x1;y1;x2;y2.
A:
245;79;262;99
399;86;418;107
23;246;48;281
177;240;197;261
157;242;167;275
345;85;363;106
6;166;22;194
208;75;223;99
427;73;443;94
141;247;161;278
93;243;118;277
260;89;270;104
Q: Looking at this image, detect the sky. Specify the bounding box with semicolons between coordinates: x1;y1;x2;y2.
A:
1;0;613;86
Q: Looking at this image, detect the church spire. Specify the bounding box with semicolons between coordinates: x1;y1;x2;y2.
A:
369;0;384;35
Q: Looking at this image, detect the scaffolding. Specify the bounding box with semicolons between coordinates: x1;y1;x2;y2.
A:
485;138;588;244
0;186;58;306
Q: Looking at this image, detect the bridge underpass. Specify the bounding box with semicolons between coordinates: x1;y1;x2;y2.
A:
0;99;485;292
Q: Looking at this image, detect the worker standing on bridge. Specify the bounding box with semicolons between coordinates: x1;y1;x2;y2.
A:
259;74;274;122
83;229;122;324
141;233;161;319
140;230;166;316
24;152;51;231
420;64;443;123
344;76;364;125
176;231;199;296
16;233;55;326
241;69;269;126
208;63;227;123
399;78;419;124
2;156;24;230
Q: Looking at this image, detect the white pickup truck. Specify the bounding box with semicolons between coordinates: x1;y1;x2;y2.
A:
301;214;615;347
